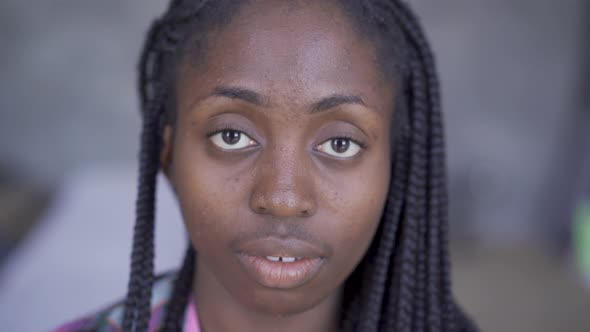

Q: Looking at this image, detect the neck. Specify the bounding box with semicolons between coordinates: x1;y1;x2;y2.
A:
192;260;342;332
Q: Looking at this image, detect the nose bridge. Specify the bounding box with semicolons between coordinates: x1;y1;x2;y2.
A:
250;141;316;218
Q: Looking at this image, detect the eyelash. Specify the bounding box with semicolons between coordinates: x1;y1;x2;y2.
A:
328;135;367;150
206;125;254;139
205;126;367;154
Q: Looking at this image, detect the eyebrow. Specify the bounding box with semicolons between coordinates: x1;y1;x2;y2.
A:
211;86;265;106
310;94;366;114
210;85;367;113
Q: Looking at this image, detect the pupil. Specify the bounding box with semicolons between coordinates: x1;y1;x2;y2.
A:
222;130;241;145
331;138;350;153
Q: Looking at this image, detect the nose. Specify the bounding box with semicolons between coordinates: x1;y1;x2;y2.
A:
249;145;317;218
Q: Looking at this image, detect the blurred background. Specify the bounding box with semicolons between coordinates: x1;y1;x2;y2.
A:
1;0;589;331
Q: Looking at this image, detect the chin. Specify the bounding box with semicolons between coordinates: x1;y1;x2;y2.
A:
240;286;330;316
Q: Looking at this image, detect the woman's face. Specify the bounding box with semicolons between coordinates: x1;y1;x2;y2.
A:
162;0;395;316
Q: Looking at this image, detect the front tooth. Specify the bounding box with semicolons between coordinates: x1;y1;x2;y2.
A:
282;257;296;263
266;256;280;262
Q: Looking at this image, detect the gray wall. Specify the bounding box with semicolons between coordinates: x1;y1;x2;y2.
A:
0;1;166;181
1;0;588;244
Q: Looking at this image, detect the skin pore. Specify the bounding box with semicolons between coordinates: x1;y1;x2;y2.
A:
160;1;396;331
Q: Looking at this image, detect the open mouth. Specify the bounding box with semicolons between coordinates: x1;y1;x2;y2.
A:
237;253;324;289
264;256;304;263
232;236;329;289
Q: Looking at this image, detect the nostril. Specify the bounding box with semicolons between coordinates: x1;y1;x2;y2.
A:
249;188;316;217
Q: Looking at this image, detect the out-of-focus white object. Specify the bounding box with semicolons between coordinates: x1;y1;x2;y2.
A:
574;199;590;292
0;165;185;332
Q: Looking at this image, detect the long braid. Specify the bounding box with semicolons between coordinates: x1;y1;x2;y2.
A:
123;6;191;332
352;1;465;331
390;1;468;331
408;59;430;332
381;123;413;332
403;43;440;332
384;5;447;332
124;1;215;330
122;101;163;331
396;59;429;332
162;245;196;331
349;1;431;331
403;7;457;329
390;3;456;331
122;18;168;327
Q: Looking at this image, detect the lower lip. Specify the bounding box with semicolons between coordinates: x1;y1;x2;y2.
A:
236;254;324;289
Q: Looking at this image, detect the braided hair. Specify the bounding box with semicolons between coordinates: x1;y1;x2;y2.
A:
122;0;478;331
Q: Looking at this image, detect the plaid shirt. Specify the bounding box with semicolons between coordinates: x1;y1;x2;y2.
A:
53;272;200;332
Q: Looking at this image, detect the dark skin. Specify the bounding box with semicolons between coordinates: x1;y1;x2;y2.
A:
160;1;396;331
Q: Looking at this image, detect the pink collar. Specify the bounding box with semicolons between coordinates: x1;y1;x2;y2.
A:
184;297;201;332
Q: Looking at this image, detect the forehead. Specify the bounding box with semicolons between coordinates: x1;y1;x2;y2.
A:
177;0;394;115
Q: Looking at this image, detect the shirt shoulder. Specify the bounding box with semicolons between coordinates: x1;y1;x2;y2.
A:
53;272;177;332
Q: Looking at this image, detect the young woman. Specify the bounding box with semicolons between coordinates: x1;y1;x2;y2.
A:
56;0;478;331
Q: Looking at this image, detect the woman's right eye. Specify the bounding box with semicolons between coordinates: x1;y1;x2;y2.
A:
209;129;258;151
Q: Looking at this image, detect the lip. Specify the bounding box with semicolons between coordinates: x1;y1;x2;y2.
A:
237;254;323;289
233;237;327;289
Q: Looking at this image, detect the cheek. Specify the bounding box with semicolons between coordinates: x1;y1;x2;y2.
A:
171;134;251;249
337;178;389;237
321;151;391;267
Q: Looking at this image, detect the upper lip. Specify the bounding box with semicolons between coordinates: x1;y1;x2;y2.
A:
233;236;326;259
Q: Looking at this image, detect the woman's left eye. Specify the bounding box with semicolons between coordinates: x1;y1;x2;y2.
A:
209;129;257;150
315;138;362;158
